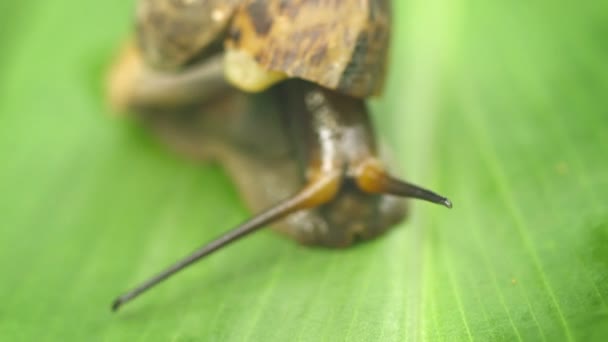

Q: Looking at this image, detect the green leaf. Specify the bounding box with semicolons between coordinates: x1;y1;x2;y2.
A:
1;1;607;341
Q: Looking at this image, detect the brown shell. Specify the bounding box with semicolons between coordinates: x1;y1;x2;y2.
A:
226;0;391;98
136;0;242;70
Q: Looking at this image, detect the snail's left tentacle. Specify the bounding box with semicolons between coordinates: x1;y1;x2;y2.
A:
354;159;452;208
111;169;342;312
111;83;348;311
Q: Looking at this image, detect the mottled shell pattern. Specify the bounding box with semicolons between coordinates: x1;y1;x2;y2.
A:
136;0;242;69
137;0;391;97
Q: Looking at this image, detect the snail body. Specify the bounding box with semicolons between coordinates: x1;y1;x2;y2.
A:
108;0;450;311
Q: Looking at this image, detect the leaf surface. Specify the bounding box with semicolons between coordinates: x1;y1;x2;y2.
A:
1;1;607;341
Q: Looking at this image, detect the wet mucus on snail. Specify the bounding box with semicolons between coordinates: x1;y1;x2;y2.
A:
107;0;452;312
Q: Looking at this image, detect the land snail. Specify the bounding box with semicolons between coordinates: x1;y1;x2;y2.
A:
107;0;452;312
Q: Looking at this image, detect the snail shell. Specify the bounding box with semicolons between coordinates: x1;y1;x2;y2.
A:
136;0;241;69
136;0;391;97
226;0;391;97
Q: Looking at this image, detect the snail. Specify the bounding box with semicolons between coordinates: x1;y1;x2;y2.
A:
107;0;451;312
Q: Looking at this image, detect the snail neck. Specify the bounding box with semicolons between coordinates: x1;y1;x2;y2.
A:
277;80;378;179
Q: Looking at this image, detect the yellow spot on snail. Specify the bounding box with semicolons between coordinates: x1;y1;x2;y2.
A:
212;9;226;22
224;48;286;93
106;42;142;113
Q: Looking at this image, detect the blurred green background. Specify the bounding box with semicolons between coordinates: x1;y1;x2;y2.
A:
1;1;607;341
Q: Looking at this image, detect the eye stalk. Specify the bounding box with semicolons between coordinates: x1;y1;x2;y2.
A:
354;159;452;208
112;170;343;312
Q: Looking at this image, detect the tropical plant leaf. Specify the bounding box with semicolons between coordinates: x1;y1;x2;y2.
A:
1;1;607;341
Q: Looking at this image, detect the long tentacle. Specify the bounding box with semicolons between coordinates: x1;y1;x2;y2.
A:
112;171;341;312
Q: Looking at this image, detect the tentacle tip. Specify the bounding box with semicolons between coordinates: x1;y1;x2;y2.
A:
111;298;123;312
442;198;453;209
